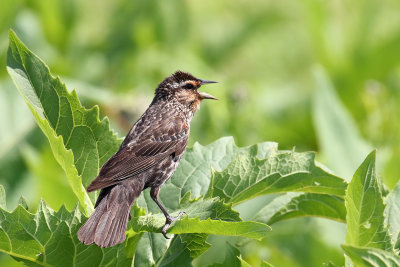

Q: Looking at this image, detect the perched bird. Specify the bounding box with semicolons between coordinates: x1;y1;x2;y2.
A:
77;71;217;248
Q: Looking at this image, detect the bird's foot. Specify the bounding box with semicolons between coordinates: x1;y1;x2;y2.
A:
161;211;186;239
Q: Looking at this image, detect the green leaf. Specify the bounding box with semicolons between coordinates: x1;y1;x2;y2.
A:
253;192;346;225
260;261;274;267
344;151;392;251
6;30;121;215
131;195;270;266
17;196;28;211
133;139;276;266
134;139;345;265
156;137;277;212
209;146;347;205
133;216;270;240
206;243;242;267
0;200;132;267
384;179;400;248
152;233;209;267
312;67;372;181
238;257;252;267
342;245;400;267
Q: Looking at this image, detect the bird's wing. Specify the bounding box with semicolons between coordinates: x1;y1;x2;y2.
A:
86;118;188;192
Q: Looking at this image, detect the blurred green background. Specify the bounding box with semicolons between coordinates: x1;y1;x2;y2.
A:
1;0;400;266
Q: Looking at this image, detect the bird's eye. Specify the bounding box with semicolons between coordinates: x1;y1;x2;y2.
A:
183;83;194;89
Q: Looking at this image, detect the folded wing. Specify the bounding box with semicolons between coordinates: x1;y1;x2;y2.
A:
87;119;188;192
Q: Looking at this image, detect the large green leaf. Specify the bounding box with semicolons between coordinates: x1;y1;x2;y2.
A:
132;138;276;266
132;138;346;266
0;188;132;267
6;31;121;215
344;151;392;251
208;145;347;205
155;137;277;212
131;195;270;266
342;245;400;267
312;67;372;181
253;192;346;225
130;193;270;239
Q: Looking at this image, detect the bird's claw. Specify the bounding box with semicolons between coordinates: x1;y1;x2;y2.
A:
161;211;186;239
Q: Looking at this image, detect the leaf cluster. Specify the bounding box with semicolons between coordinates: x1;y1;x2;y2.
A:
2;31;400;267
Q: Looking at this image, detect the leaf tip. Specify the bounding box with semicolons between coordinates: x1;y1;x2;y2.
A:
8;29;17;40
368;149;377;159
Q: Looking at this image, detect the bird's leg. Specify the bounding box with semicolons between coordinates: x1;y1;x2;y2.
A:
150;187;185;239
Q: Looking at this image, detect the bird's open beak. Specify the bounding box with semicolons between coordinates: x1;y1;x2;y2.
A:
199;79;218;100
199;91;218;100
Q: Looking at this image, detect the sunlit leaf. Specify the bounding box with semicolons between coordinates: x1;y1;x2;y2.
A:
342;245;400;267
253;192;346;225
0;192;132;266
209;146;347;205
312;67;372;181
7;31;121;215
133;139;276;266
344;151;392;251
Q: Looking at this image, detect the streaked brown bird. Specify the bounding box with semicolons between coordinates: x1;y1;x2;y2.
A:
77;71;217;248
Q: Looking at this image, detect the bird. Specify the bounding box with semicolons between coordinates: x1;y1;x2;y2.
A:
77;71;217;248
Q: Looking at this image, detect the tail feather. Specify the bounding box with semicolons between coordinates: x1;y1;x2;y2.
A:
77;186;132;248
99;205;129;247
94;203;130;247
77;200;107;245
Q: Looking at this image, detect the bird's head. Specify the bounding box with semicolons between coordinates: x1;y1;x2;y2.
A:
154;71;217;112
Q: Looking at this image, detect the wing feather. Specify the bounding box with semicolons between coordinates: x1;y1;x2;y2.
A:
87;118;187;192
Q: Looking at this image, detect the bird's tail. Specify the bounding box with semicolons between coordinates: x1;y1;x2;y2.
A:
77;185;132;248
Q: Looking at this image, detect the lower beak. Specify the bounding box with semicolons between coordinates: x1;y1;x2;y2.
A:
199;92;218;100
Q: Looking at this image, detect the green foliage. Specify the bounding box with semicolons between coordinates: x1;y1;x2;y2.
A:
344;151;391;251
385;180;400;248
342;151;400;266
2;3;400;265
253;192;346;225
7;30;121;215
312;67;372;181
341;245;400;267
0;32;363;267
209;147;346;204
130;196;271;239
205;243;250;267
0;192;131;267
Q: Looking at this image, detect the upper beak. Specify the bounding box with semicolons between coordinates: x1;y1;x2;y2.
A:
198;79;218;100
200;79;218;85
